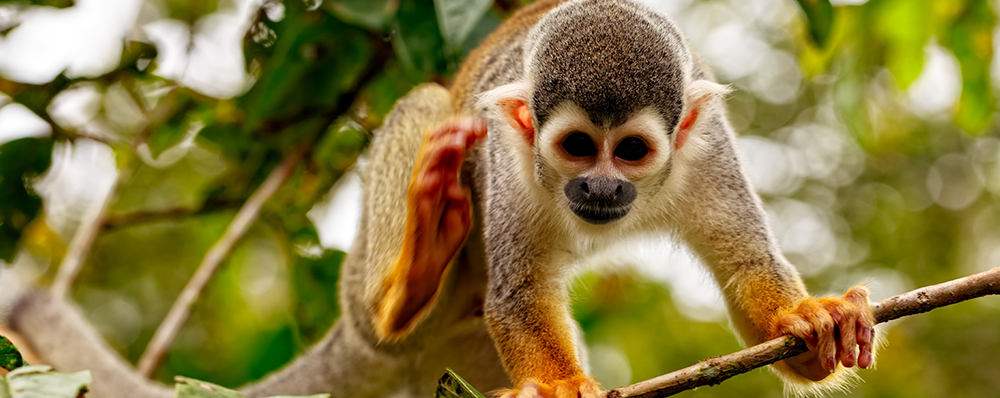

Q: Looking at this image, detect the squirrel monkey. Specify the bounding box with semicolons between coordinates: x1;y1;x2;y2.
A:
0;0;875;397
407;0;872;396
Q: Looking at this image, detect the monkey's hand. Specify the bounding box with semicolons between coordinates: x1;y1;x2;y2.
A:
375;118;487;339
497;377;602;398
771;286;876;382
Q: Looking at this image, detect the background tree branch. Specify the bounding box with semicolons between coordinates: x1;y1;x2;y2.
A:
135;141;309;378
606;267;1000;398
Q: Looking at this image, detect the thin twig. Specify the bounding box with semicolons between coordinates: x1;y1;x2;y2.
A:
102;199;241;230
135;142;309;378
606;267;1000;398
50;181;117;300
50;136;137;300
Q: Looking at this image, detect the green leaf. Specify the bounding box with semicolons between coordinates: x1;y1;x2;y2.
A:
147;105;206;160
359;60;416;120
0;336;25;371
240;7;374;133
940;0;996;133
392;0;450;79
324;0;400;30
173;377;328;398
265;396;329;398
0;137;54;262
461;11;501;55
795;0;835;47
0;0;73;8
435;368;487;398
175;376;245;398
6;365;91;398
434;0;492;56
0;374;11;398
874;0;932;88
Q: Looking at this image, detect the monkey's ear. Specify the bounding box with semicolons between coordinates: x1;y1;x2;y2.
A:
499;98;535;146
675;80;731;151
477;81;535;148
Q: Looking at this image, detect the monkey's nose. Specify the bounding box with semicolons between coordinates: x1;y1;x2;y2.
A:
584;177;622;202
565;176;636;206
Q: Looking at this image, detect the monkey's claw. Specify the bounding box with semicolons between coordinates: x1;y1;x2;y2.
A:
498;377;602;398
772;286;876;381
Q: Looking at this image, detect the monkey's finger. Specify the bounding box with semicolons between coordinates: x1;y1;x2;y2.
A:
429;119;464;141
466;118;488;143
431;117;484;142
776;313;818;352
835;308;858;368
431;141;464;176
413;171;447;238
444;117;487;146
801;301;837;372
825;301;858;368
843;286;876;368
515;384;544;398
857;325;875;369
554;383;577;398
417;167;444;197
441;200;471;248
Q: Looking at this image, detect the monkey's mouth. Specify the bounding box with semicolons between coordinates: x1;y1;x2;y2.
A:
568;203;631;225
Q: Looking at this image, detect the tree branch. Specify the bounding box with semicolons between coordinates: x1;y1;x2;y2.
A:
135;142;308;378
101;199;241;230
50;184;116;300
606;267;1000;398
50;143;137;300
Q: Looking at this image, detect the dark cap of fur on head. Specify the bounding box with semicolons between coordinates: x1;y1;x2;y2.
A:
527;0;688;130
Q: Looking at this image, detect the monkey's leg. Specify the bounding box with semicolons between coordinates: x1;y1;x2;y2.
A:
371;103;487;340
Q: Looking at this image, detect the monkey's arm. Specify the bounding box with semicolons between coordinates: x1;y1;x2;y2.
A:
673;118;875;392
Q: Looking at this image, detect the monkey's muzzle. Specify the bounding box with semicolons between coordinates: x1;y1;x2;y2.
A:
564;176;637;225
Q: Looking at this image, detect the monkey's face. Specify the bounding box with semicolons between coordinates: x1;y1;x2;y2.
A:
537;102;674;226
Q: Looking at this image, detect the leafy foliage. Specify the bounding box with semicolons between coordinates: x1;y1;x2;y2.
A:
174;376;328;398
434;369;487;398
3;366;91;398
794;0;834;47
0;336;25;371
0;138;53;262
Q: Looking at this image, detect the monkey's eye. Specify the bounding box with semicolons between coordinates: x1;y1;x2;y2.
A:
562;132;597;157
615;137;649;161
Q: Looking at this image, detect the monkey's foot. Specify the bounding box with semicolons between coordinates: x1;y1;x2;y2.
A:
376;118;487;339
772;286;876;381
406;117;487;268
497;377;602;398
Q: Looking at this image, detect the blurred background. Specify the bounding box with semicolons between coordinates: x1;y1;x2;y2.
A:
0;0;998;396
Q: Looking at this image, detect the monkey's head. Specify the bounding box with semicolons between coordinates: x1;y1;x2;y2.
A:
479;0;729;227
